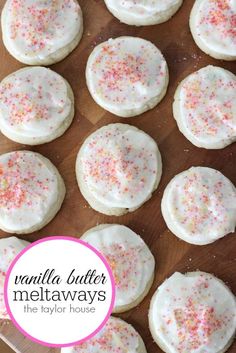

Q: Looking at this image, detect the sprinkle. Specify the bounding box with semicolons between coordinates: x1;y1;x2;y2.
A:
0;67;72;137
0;239;28;318
6;0;81;57
196;0;236;54
0;151;55;210
88;37;167;108
73;317;139;352
81;125;159;208
167;167;236;239
179;66;236;147
157;273;235;353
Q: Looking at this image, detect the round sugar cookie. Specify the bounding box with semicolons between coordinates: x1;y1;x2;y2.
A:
173;66;236;149
161;167;236;245
0;67;74;145
190;0;236;61
0;237;30;319
0;151;66;234
149;271;236;353
104;0;183;26
76;123;162;216
82;224;155;313
61;316;147;353
86;36;169;117
1;0;83;65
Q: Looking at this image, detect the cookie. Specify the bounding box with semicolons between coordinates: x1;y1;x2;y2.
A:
86;36;168;117
0;236;30;319
61;316;147;353
190;0;236;61
76;123;162;216
149;271;236;353
161;167;236;245
104;0;183;26
1;0;83;65
173;66;236;149
0;151;66;234
0;67;74;145
82;224;155;313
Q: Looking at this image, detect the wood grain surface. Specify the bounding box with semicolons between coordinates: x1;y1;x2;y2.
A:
0;0;235;352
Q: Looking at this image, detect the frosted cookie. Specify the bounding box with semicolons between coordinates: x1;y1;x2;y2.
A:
0;151;66;234
0;237;30;319
161;167;236;245
1;0;83;65
190;0;236;61
149;271;236;353
86;36;169;117
61;316;147;353
104;0;183;26
76;123;162;216
173;66;236;149
0;67;74;145
82;224;155;313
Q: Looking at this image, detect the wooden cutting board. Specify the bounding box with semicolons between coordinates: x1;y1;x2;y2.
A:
0;0;235;352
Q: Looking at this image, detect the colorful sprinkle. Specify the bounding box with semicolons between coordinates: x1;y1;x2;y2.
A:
0;237;29;319
194;0;236;57
87;37;167;114
4;0;81;58
71;317;140;353
83;225;155;308
177;66;236;147
0;67;72;140
0;151;60;232
150;272;236;353
162;167;236;244
79;124;160;209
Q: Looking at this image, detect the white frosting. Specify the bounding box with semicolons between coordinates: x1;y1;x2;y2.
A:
82;225;155;310
0;151;61;233
0;67;73;143
149;272;236;353
0;237;30;319
78;124;161;209
86;37;168;117
107;0;181;13
104;0;183;25
2;0;82;62
174;66;236;149
190;0;236;59
61;316;146;353
161;167;236;245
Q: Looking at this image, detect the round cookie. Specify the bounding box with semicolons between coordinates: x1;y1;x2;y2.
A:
0;151;66;234
149;271;236;353
0;237;30;319
82;224;155;313
190;0;236;61
104;0;183;26
0;67;74;145
173;66;236;149
161;167;236;245
86;36;169;117
61;316;147;353
1;0;83;65
76;123;162;216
